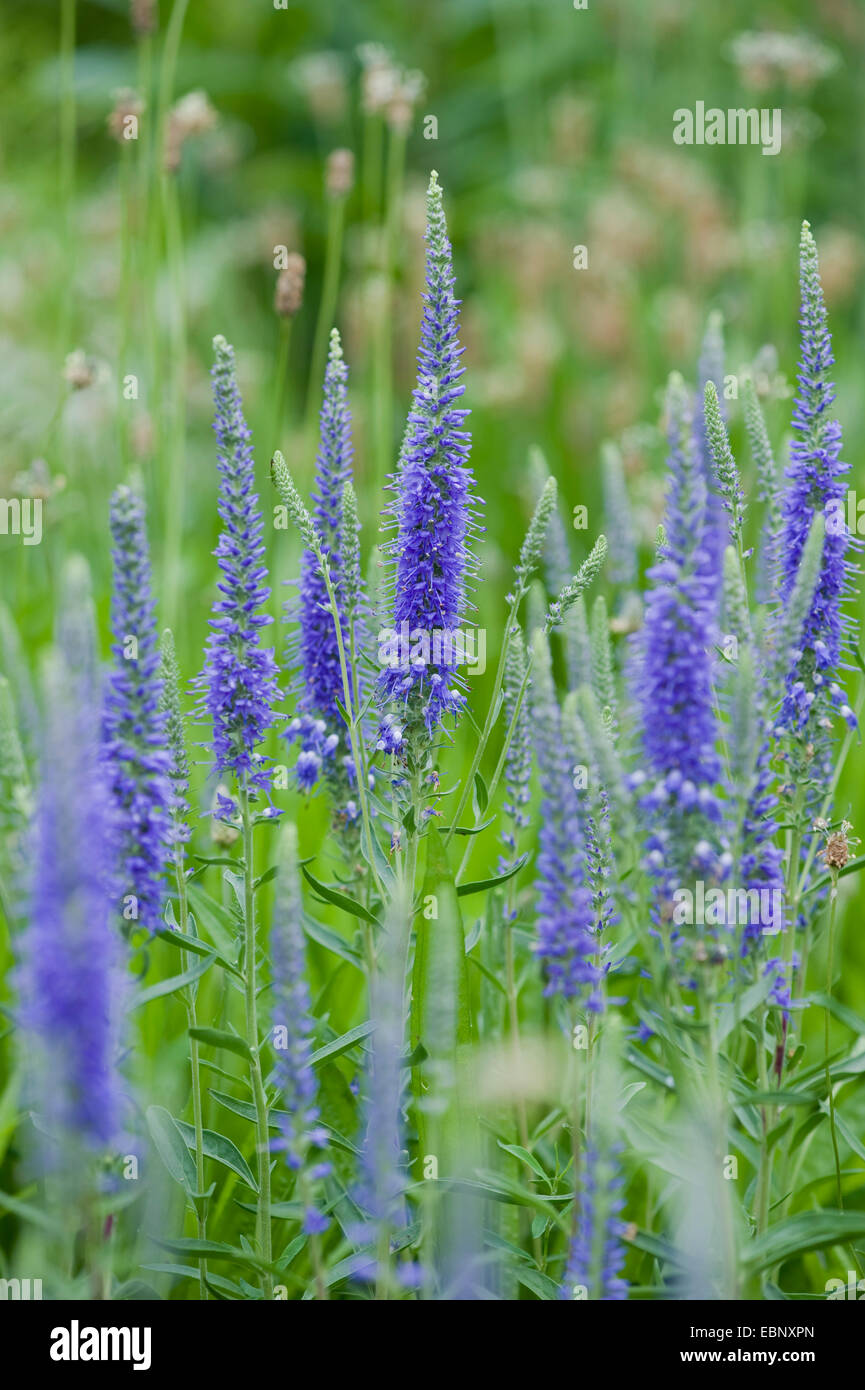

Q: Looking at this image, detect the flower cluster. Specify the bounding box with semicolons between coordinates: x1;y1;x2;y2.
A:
777;222;858;734
195;336;279;793
377;171;481;751
103;486;171;933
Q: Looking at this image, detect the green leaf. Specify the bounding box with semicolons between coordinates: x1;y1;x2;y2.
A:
186;885;239;960
438;816;496;837
457;852;529;897
301;866;380;925
152;1236;264;1267
0;1187;58;1233
309;1021;376;1067
189;1027;252;1061
153;925;241;979
302;913;363;970
174;1120;258;1191
146;1105;198;1197
743;1211;865;1273
808;992;865;1035
473;770;489;815
497;1141;549;1184
516;1267;561;1300
130;952;217;1009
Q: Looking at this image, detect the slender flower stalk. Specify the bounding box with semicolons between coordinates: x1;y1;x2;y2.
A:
194;336;280;791
777;222;858;736
159;627;207;1297
195;335;279;1294
103;486;171;934
288;329;363;810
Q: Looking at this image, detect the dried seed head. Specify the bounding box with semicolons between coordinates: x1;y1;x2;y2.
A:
130;0;157;36
164;90;217;173
274;253;306;317
357;43;399;115
385;69;426;134
823;828;851;871
63;349;97;390
325;148;355;199
108;89;144;144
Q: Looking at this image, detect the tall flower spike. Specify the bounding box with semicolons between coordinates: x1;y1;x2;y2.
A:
633;374;722;818
704;381;745;549
777;222;858;733
287;331;364;800
103;486;171;933
17;652;124;1152
743;376;781;596
694;311;728;587
530;631;599;1006
377;171;481;751
271;823;329;1229
195;336;279;792
158;628;190;844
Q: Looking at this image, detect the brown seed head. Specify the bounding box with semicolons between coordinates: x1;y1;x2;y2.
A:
274;253;306;317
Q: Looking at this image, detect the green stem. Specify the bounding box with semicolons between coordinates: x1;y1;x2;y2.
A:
239;785;273;1296
58;0;77;356
175;843;207;1299
824;886;844;1210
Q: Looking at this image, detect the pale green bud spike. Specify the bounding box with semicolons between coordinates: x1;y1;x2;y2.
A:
158;628;189;794
516;475;558;585
545;535;608;633
771;512;825;696
704;380;745;544
0;675;29;806
271;450;325;555
575;682;627;820
339;480;363;620
589;593;617;730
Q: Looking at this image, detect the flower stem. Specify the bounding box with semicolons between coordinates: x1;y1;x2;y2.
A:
174;843;207;1299
824;886;844;1210
239;785;273;1296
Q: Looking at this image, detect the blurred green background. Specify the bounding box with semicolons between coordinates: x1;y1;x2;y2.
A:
2;0;865;1296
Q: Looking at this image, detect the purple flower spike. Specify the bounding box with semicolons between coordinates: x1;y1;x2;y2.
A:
634;374;722;813
103;486;171;933
530;631;598;1004
377;170;481;747
17;654;124;1152
777;222;859;733
195;335;279;792
288;329;362;792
